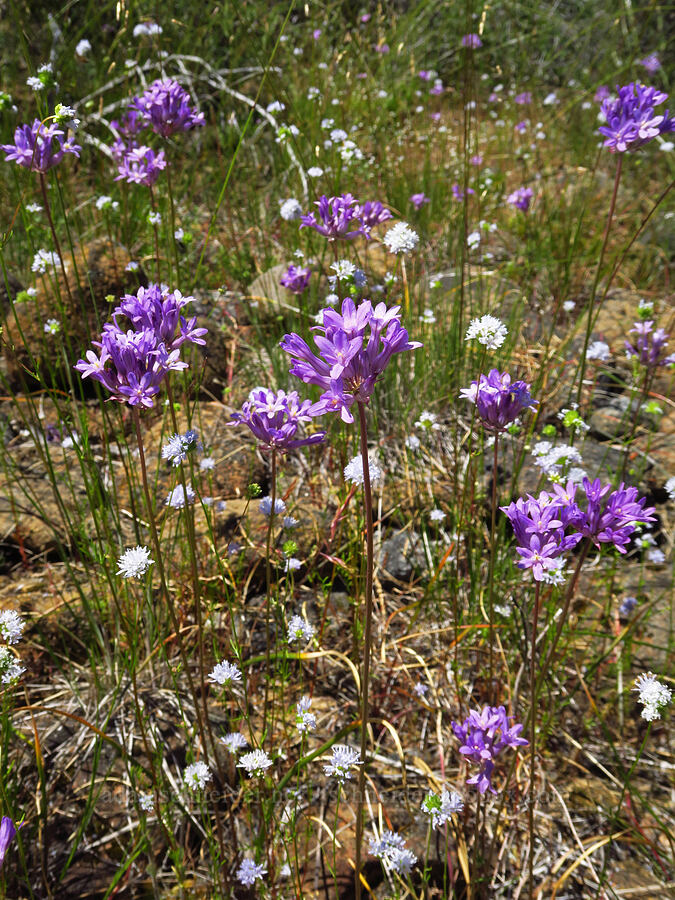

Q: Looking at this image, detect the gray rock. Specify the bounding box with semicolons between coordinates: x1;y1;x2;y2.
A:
377;530;425;581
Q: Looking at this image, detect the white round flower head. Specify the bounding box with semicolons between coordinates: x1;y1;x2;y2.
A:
330;259;356;280
237;858;267;887
133;22;163;37
138;792;154;812
307;166;324;177
421;789;464;829
27;76;44;92
220;732;248;754
208;660;242;687
117;546;154;579
369;830;418;874
162;431;199;466
259;496;287;516
238;749;274;777
647;548;666;565
383;222;419;255
665;476;675;501
413;682;428;697
467;230;481;249
415;410;439;431
633;672;672;720
429;508;446;522
0;647;25;684
165;485;196;508
587;341;611;362
295;696;317;733
54;103;80;130
25;203;42;214
95;195;116;211
44;318;61;335
267;100;285;113
344;454;382;486
200;457;216;471
75;39;92;57
284;557;301;573
405;434;421;451
420;308;436;324
125;260;139;272
183;761;212;791
282;515;299;529
147;211;162;226
323;744;362;783
287;615;315;644
32;249;61;274
465;314;508;349
279;198;302;221
0;611;25;645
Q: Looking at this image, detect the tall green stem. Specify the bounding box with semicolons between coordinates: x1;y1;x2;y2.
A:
528;581;541;900
263;448;278;739
354;401;374;900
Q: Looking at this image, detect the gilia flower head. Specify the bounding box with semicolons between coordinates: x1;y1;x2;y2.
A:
633;672;672;720
131;79;205;137
0;611;25;645
344;454;382;486
238;749;274;777
2;119;80;173
465;314;508;350
208;660;242;687
117;546;153;579
295;696;317;732
259;496;287;516
287;615;315;644
237;859;267;887
0;647;25;684
421;789;464;829
369;831;417;874
460;369;537;432
638;53;661;74
506;186;534;211
162;430;199;465
452;705;528;794
280;264;312;294
279;197;303;221
221;732;248;753
183;761;212;790
323;744;362;782
383;221;419;254
625;320;675;368
281;297;421;423
165;485;196;508
231;388;326;451
598;83;674;152
301;193;363;240
588;341;611;361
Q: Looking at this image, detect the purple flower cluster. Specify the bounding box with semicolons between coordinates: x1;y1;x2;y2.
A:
2;119;81;173
280;264;312;294
300;194;392;241
460;370;537;431
507;186;534;211
75;284;206;408
502;480;656;581
280;298;421;423
452;706;528;794
598;83;674;153
115;146;167;186
625;321;674;369
131;78;206;137
230;388;326;451
461;33;482;48
410;192;430;210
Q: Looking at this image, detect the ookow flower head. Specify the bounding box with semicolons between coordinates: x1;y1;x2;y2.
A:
131;78;205;137
598;82;674;152
2;119;80;172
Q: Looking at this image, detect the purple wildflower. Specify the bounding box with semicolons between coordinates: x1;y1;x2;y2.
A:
578;478;656;553
280;264;312;294
506;186;534;211
637;53;661;74
514;92;532;105
300;194;363;240
452;706;528;794
624;321;675;368
598;83;674;152
281;297;421;423
229;388;326;451
418;70;433;81
131;78;205;137
74;284;206;407
410;192;430;210
459;369;537;432
356;200;393;237
430;81;444;96
115;146;167;185
110;109;146;138
461;33;482;48
452;184;475;201
0;817;19;870
2;119;81;173
595;86;611;103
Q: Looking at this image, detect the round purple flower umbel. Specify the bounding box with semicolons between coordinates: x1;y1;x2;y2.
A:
452;706;528;794
624;320;675;369
598;82;674;153
460;369;537;432
2;119;81;173
230;388;326;451
131;78;205;137
281;297;421;423
280;264;312;295
461;33;482;48
115;146;167;186
300;193;363;241
506;186;534;212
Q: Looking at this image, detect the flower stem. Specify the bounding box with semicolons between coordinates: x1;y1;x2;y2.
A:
354;401;374;900
263;448;278;739
528;580;541;900
487;433;499;703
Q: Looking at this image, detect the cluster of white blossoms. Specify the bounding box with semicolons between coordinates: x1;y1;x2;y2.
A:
295;696;316;733
279;197;302;221
238;749;274;778
0;610;26;684
369;830;417;875
587;340;611;362
344;454;382;486
117;546;154;579
259;496;287;516
220;732;248;754
465;314;508;349
287;615;315;644
421;789;464;829
633;673;672;721
31;249;61;274
383;222;419;255
531;441;587;482
165;484;196;508
183;761;212;791
323;745;362;783
207;660;242;688
236;858;267;887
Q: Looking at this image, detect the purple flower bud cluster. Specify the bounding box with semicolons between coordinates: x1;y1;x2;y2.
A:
111;79;203;185
2;119;81;173
624;321;674;369
461;33;482;48
452;705;528;794
598;83;674;153
506;186;534;211
280;298;422;423
229;388;326;451
300;194;392;241
460;369;537;431
130;78;206;138
280;264;312;295
74;284;207;408
502;479;656;581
